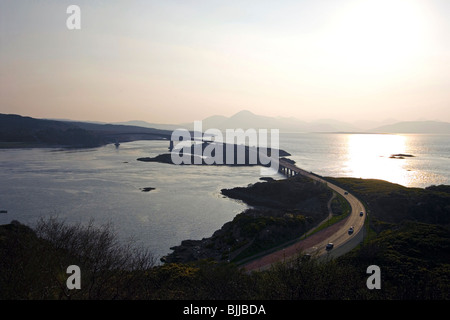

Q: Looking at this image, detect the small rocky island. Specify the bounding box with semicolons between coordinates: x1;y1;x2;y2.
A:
389;153;415;159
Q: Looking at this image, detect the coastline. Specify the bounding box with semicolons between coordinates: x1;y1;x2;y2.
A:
1;139;449;299
161;173;336;264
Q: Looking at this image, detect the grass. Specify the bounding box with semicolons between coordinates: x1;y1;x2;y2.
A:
233;191;352;265
303;192;351;238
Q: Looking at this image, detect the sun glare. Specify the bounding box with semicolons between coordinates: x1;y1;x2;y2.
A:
323;0;432;74
345;134;410;185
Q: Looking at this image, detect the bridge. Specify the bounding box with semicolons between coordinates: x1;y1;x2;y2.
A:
241;157;367;271
278;159;300;177
165;138;366;269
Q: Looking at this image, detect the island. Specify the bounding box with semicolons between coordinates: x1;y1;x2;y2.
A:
389;153;415;159
137;141;291;167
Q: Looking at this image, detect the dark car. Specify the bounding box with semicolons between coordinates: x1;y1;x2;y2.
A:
348;226;354;235
360;211;364;217
326;243;334;251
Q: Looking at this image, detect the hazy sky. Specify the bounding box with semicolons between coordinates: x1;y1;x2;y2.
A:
1;0;449;124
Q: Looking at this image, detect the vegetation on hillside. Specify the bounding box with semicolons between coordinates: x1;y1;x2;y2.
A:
0;113;172;148
164;175;332;263
0;177;449;300
326;177;450;227
0;114;105;148
221;174;331;210
0;218;154;299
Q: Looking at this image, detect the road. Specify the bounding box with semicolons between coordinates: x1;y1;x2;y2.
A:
243;159;366;271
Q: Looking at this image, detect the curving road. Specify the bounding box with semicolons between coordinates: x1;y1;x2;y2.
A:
243;159;366;271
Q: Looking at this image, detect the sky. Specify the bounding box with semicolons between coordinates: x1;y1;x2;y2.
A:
1;0;449;125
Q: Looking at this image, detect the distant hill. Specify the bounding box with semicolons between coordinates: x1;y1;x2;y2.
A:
0;114;104;147
196;112;450;134
199;115;229;129
0;114;172;148
68;120;172;137
113;120;181;131
44;114;450;134
111;111;450;134
4;114;448;148
370;121;450;134
177;110;363;133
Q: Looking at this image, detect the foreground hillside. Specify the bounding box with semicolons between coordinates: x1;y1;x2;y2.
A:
0;178;449;300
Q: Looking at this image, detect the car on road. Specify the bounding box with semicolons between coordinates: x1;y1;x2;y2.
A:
348;226;354;235
326;243;334;251
360;211;364;217
344;191;348;195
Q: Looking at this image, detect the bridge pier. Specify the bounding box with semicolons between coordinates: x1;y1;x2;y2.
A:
279;164;299;178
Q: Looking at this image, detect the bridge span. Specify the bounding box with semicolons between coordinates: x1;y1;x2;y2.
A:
242;158;367;271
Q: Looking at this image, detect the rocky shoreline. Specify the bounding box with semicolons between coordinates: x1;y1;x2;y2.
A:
142;142;333;265
161;174;333;264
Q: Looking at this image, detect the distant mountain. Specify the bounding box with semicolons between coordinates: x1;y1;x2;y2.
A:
369;121;450;134
210;110;289;130
0;114;172;148
308;118;362;133
188;111;450;134
5;113;447;149
352;118;399;131
0;114;105;147
197;115;229;129
113;120;181;131
178;110;363;133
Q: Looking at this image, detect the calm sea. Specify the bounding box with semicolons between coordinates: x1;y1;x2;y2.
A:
0;133;449;259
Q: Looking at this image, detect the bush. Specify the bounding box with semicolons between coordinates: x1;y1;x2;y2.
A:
0;217;156;299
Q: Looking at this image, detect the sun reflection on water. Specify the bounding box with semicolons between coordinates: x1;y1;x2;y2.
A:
344;134;414;186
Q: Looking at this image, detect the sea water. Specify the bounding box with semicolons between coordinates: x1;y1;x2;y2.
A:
0;134;448;259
